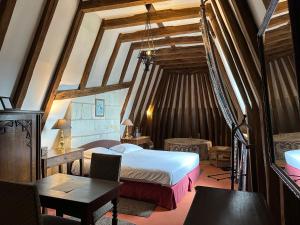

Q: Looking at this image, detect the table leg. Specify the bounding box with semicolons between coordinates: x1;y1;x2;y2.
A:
79;157;84;176
41;159;47;178
81;212;93;225
112;198;118;225
58;164;63;173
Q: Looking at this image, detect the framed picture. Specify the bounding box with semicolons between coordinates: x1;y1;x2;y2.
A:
0;97;13;110
95;99;104;117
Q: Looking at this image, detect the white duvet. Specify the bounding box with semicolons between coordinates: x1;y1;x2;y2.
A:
72;147;199;187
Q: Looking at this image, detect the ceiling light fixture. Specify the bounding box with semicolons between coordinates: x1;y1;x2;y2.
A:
138;4;156;72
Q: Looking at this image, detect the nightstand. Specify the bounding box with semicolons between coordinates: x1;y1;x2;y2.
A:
41;148;85;178
121;136;153;148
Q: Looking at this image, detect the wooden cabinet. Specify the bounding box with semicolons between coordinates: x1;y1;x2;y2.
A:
0;110;42;182
121;136;153;148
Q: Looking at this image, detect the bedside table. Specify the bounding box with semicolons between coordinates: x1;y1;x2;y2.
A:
121;136;153;148
41;148;84;178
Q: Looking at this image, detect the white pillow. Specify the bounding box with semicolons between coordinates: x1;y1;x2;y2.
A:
84;147;113;159
110;143;143;154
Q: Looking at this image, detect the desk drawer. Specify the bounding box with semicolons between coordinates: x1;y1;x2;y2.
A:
46;151;82;168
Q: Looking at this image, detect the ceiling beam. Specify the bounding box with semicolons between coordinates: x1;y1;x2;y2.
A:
0;0;16;50
41;8;84;126
79;0;167;13
132;36;203;49
274;1;288;15
120;23;201;42
157;58;206;65
12;0;59;108
154;53;206;61
155;45;205;55
102;7;200;29
162;63;208;70
119;44;134;84
79;24;105;89
269;13;290;29
55;82;131;100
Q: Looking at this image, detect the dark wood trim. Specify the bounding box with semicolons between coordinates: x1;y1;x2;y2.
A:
79;24;104;89
55;82;131;100
79;0;167;13
120;60;141;122
0;0;16;50
102;7;200;29
12;0;59;108
41;8;84;126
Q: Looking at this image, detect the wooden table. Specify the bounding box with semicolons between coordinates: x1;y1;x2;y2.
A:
37;173;122;225
164;138;212;160
41;148;84;178
184;186;273;225
121;136;153;148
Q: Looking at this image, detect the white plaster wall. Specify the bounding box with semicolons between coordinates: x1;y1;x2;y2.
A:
246;0;266;27
0;0;45;97
22;0;79;110
70;89;128;147
59;13;101;91
107;42;131;85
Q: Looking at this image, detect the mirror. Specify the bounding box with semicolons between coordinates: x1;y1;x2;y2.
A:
259;0;300;192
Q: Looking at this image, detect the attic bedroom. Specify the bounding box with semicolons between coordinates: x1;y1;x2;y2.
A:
0;0;300;225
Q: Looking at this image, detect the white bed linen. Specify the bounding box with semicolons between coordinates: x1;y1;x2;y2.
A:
285;150;300;170
72;148;199;187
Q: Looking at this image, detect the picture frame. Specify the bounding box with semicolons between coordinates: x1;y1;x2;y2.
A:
0;97;13;110
95;99;104;117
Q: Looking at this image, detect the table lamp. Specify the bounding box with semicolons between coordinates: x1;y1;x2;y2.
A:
121;119;133;138
52;119;71;153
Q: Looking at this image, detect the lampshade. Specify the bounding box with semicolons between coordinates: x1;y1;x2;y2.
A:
52;119;71;130
121;119;133;126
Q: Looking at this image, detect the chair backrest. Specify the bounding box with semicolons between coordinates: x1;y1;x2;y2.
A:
0;180;42;225
90;153;122;181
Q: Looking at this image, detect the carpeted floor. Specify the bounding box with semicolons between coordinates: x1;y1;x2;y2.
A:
106;163;231;225
47;163;230;225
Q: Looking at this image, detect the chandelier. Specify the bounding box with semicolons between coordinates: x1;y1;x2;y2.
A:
138;4;156;72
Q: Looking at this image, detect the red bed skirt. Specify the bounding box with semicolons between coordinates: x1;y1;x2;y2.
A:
286;164;300;185
120;164;200;209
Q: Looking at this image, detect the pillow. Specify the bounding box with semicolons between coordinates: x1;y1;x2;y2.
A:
110;143;143;154
84;147;113;159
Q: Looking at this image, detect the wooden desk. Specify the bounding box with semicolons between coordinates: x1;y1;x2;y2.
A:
41;148;84;178
121;136;153;148
184;186;273;225
37;173;122;225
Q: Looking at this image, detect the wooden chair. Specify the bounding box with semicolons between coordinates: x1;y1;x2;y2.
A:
0;180;80;225
90;153;122;224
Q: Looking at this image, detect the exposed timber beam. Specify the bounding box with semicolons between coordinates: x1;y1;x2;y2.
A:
154;53;206;61
155;45;205;55
132;36;203;49
80;24;105;89
79;0;167;13
162;64;208;70
55;82;131;100
42;8;84;126
119;44;134;83
13;0;59;108
102;7;200;29
101;34;122;86
120;23;200;42
157;58;207;65
0;0;16;50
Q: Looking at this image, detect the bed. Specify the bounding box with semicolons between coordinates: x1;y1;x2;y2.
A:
72;140;200;209
285;150;300;185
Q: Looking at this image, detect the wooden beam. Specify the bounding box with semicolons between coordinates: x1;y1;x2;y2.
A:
274;1;288;15
162;64;208;70
157;58;207;65
101;34;122;86
102;7;200;29
80;0;167;13
132;36;203;49
120;23;200;42
118;44;134;83
0;0;16;50
12;0;59;108
121;60;142;121
55;82;131;100
269;13;290;29
79;24;104;89
42;8;84;126
155;54;206;61
155;45;205;55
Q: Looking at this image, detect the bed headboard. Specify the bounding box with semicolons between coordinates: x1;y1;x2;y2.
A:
79;140;121;150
